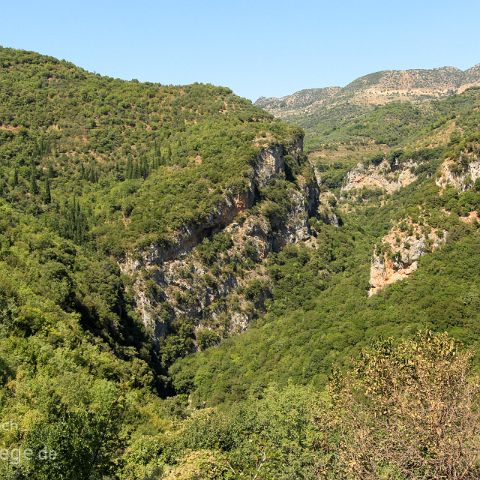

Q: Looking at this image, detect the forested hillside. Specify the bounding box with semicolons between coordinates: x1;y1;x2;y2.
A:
1;47;480;479
0;47;311;478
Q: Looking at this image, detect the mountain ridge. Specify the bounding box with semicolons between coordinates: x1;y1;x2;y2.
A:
256;64;480;118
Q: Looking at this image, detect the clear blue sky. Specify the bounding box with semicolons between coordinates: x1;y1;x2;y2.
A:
2;0;479;100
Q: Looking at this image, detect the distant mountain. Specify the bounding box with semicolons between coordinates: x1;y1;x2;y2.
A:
256;86;341;118
256;65;480;119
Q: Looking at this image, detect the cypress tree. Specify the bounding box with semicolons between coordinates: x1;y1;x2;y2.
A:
65;197;87;244
88;165;99;183
153;137;162;168
43;177;51;204
11;168;18;187
141;156;149;178
133;160;140;179
30;159;39;194
75;199;82;243
126;156;133;179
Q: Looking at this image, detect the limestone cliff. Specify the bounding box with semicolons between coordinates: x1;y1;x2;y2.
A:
369;219;447;296
120;136;320;346
342;157;418;197
437;146;480;191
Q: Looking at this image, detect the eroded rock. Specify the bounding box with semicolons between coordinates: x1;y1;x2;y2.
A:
342;158;418;196
369;219;447;296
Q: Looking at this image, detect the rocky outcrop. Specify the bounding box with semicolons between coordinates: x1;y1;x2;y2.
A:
120;136;320;344
342;158;418;196
252;144;286;187
437;151;480;191
318;191;340;226
460;211;480;224
369;219;447;296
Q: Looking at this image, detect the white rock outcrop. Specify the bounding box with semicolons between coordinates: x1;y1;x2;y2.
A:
369;220;447;296
342;158;418;196
436;157;480;191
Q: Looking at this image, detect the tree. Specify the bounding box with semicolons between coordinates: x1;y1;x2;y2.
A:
126;156;134;179
30;159;39;194
63;197;88;244
314;332;480;479
43;177;51;204
11;168;18;187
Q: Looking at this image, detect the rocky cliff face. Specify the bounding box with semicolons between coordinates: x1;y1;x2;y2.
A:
437;148;480;191
369;219;447;296
342;157;418;197
317;191;340;226
120;136;320;345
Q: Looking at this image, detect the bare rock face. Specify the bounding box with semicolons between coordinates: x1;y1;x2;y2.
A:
460;211;480;224
437;151;480;191
342;158;418;196
120;135;321;345
252;144;286;187
369;219;447;296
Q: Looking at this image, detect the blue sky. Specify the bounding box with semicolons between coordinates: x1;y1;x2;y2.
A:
2;0;479;100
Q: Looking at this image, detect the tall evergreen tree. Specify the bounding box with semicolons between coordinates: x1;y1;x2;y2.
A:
30;159;39;194
63;197;88;244
126;156;134;179
43;177;51;204
140;156;149;178
11;168;19;187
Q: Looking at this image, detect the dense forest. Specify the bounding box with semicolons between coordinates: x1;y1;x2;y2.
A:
1;47;480;479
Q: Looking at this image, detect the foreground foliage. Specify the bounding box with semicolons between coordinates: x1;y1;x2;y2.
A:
315;332;480;479
127;333;479;479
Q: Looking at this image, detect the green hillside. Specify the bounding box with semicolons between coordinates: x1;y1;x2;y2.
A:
256;65;480;152
0;47;306;478
172;87;480;401
1;47;480;479
0;47;302;251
